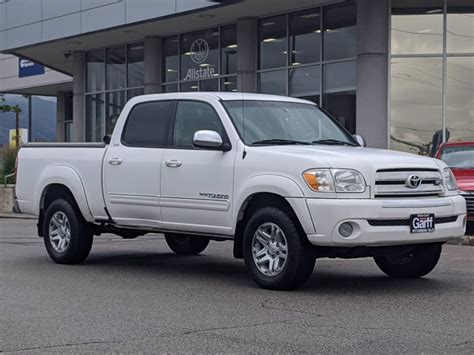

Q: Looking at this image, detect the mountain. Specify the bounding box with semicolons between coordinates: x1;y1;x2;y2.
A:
0;94;57;145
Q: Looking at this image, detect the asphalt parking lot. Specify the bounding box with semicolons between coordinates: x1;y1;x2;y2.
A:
1;218;473;354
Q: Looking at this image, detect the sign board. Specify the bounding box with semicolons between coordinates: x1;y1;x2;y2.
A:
19;58;45;78
9;129;28;148
184;38;216;81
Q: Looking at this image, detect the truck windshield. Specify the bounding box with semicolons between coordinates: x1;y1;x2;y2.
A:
222;100;357;146
440;145;474;169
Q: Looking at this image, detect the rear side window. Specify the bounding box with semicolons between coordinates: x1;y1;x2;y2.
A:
173;101;225;148
122;101;174;147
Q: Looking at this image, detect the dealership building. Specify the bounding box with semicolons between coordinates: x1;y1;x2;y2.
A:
0;0;472;154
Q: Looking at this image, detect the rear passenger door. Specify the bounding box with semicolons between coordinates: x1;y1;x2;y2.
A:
160;100;236;235
103;100;174;228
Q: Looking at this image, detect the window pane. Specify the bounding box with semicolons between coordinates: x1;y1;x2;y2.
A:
86;94;105;142
173;101;224;148
289;65;320;103
323;61;356;133
446;57;474;143
181;28;219;81
65;122;73;142
323;4;356;61
258;70;286;95
447;6;474;53
127;88;144;100
221;76;237;92
106;47;126;90
391;5;443;55
163;84;179;93
127;44;144;87
200;79;219;91
163;36;179;82
86;50;104;93
391;58;443;156
122;101;174;147
221;25;237;75
258;15;287;69
106;90;126;135
180;81;199;92
289;9;321;66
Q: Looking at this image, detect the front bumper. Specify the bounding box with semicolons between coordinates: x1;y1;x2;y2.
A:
303;195;467;247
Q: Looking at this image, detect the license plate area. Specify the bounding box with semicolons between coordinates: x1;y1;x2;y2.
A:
410;213;435;233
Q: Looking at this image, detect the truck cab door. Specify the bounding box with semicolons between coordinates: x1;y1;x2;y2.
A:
161;100;236;236
103;100;175;228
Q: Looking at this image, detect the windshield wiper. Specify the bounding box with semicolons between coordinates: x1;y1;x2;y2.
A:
251;139;312;146
312;139;357;146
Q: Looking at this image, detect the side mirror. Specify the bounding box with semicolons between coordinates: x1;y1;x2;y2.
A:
103;135;111;145
353;134;367;147
193;130;230;151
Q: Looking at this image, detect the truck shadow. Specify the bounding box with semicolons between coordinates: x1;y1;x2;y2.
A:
80;249;453;295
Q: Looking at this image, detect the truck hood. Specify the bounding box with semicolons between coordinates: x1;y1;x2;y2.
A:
255;145;441;170
451;168;474;192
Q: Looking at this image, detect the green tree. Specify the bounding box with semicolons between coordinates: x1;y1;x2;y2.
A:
0;95;23;148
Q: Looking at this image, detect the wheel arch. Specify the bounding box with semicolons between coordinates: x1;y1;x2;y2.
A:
232;191;314;259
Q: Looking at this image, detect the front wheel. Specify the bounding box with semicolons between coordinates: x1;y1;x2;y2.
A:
165;234;210;255
243;207;315;290
43;199;93;264
374;243;442;278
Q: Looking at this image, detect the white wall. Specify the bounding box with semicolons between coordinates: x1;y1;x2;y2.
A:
0;0;219;51
0;54;71;93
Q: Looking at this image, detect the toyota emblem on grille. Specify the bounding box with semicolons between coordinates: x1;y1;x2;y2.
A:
406;174;422;189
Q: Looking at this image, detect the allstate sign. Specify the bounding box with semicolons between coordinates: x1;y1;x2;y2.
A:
184;39;216;81
19;58;45;78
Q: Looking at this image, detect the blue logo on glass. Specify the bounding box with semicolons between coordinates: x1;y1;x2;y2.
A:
19;58;45;78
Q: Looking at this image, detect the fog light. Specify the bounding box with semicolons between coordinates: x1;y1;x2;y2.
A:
339;222;353;238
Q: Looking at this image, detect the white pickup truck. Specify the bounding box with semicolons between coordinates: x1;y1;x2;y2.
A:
16;93;467;290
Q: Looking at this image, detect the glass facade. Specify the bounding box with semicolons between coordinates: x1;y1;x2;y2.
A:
257;2;357;133
85;44;144;141
391;1;474;156
162;25;237;93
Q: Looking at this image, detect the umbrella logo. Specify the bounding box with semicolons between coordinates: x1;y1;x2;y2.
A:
190;39;209;64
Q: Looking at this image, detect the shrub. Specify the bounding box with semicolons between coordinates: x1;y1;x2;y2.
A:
0;148;18;184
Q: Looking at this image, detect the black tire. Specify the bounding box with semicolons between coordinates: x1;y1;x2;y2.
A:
374;243;442;278
43;199;93;264
165;233;210;255
243;207;315;290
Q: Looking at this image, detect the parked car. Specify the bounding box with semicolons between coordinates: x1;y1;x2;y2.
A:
436;141;474;233
15;93;467;290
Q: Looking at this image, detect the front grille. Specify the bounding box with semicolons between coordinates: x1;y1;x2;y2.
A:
367;216;458;227
461;193;474;214
375;169;443;198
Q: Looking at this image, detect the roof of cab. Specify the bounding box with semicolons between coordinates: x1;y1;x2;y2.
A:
128;92;316;105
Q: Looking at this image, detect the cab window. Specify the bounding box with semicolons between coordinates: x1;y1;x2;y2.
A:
173;101;225;148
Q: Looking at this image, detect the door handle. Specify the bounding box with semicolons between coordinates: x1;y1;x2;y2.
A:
108;158;123;165
165;159;182;168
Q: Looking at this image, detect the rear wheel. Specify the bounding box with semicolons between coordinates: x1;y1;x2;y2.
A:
43;199;93;264
374;243;442;278
165;233;210;255
243;207;315;290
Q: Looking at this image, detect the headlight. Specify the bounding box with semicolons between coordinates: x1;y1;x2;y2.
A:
303;169;335;192
332;169;366;193
303;169;366;193
443;167;458;191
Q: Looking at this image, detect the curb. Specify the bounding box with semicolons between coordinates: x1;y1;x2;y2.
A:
446;236;474;246
0;213;36;220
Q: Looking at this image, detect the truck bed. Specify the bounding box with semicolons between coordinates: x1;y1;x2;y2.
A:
16;143;109;220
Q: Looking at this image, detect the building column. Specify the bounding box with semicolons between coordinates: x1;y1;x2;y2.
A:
72;51;85;142
356;0;390;148
56;91;66;142
237;18;257;93
144;36;162;94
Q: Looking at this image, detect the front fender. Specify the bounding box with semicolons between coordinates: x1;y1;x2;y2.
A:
233;174;315;234
35;165;94;222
